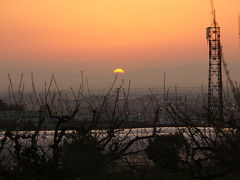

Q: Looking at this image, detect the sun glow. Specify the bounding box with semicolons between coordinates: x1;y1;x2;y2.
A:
113;68;125;74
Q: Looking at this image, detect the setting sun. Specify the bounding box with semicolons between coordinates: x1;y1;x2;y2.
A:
113;68;125;74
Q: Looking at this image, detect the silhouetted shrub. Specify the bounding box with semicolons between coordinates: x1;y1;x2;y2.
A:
209;131;240;173
145;133;186;170
62;129;112;179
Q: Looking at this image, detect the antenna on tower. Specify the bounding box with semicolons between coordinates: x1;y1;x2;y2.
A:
213;10;216;26
211;10;219;28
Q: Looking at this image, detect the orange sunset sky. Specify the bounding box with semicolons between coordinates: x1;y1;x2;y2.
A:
0;0;239;89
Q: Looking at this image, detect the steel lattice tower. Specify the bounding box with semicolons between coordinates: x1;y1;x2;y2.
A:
206;13;223;123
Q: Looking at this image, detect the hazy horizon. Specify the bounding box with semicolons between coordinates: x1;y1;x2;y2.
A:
0;0;239;90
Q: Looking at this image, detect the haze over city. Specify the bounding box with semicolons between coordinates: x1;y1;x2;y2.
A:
0;0;239;90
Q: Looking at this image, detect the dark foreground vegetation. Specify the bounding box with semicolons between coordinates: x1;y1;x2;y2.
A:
0;73;240;180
